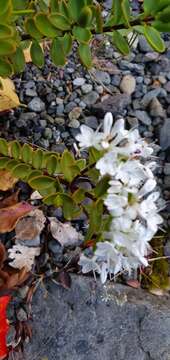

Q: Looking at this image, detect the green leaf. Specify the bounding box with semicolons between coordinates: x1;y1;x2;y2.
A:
6;159;19;170
94;175;110;198
85;199;103;240
43;192;59;205
50;38;66;66
112;30;130;55
29;175;56;190
156;5;170;23
95;4;103;32
32;149;43;169
144;26;165;52
121;0;131;28
72;188;85;203
78;6;93;27
0;0;11;15
60;150;79;182
10;141;21;160
30;41;44;68
24;18;42;40
76;159;86;170
62;33;72;55
11;47;25;73
49;13;71;30
35;13;59;38
46;155;60;175
50;0;59;12
143;0;158;14
0;25;13;39
68;0;86;22
88;147;102;164
0;40;16;56
0;139;8;156
0;59;13;77
21;144;33;164
153;20;170;32
60;194;81;220
78;43;92;68
27;170;42;181
0;157;10;169
72;26;91;43
12;164;31;180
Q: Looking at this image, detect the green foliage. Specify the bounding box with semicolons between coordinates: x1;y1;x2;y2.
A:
0;0;169;76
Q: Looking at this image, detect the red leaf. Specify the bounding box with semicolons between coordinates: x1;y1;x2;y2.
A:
0;295;10;359
126;279;141;289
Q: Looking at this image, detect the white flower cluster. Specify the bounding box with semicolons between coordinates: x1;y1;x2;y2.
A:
76;113;163;283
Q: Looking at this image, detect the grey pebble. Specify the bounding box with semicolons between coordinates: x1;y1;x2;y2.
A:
28;97;45;112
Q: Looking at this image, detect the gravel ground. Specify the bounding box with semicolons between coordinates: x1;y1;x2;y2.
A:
0;1;169;224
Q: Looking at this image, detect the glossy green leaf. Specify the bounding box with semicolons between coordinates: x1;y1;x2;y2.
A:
29;175;56;190
95;4;103;32
35;13;59;38
76;159;86;171
0;25;13;39
153;20;170;32
156;5;170;23
78;43;92;68
112;30;130;55
94;175;110;198
78;6;93;27
46;155;60;175
6;159;19;170
0;0;11;14
50;38;66;66
62;33;73;54
60;194;81;220
144;26;165;52
50;0;59;12
72;188;85;203
43;192;59;205
0;157;10;169
30;40;44;68
11;47;25;73
0;139;8;156
68;0;86;22
0;40;16;56
24;18;42;40
32;149;43;169
49;13;71;30
85;199;103;240
12;164;31;180
72;26;91;43
27;170;42;181
21;144;33;164
10;141;21;160
0;59;13;77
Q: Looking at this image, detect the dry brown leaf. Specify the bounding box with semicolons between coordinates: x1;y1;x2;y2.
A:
0;190;20;209
0;77;21;112
15;209;46;241
0;243;6;268
8;244;40;271
49;217;80;247
0;202;33;233
126;279;141;289
0;170;18;191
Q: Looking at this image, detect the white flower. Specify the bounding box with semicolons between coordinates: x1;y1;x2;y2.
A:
138;192;163;232
101;113;128;149
115;160;148;187
96;151;118;176
104;193;128;216
76;125;103;149
78;254;100;274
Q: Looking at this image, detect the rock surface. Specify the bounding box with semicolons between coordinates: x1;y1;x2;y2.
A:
25;276;170;360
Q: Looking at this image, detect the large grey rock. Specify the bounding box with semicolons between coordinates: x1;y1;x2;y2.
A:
25;275;170;360
92;94;131;116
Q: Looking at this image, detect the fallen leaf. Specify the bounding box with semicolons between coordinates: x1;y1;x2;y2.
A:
49;217;80;247
0;170;18;191
15;209;46;241
0;243;6;268
8;244;40;271
6;267;29;289
126;279;141;289
0;202;33;233
54;271;71;289
0;77;20;112
0;190;20;209
0;295;10;360
149;288;165;296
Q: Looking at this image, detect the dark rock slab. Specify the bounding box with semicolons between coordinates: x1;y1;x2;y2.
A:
160;118;170;150
25;275;170;360
92;94;131;116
